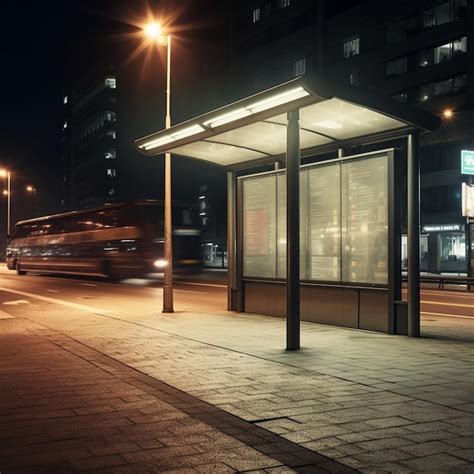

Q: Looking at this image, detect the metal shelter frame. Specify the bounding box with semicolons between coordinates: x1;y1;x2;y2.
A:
135;75;440;349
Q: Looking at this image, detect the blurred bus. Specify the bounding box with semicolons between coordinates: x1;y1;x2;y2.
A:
6;200;201;278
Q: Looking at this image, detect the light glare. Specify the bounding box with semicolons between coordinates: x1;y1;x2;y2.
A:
442;108;453;119
144;22;161;39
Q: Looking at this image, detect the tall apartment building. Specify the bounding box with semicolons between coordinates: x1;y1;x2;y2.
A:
324;0;472;272
63;68;119;208
224;0;472;273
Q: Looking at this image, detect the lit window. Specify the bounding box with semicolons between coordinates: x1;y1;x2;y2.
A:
252;7;261;23
434;43;452;63
453;36;467;56
105;149;116;159
293;58;306;77
278;0;290;7
63;121;68;129
420;48;433;67
105;77;116;89
343;37;359;58
106;111;116;122
108;188;116;195
349;71;359;86
392;92;408;102
418;83;433;102
107;169;117;177
107;130;117;139
63;95;68;105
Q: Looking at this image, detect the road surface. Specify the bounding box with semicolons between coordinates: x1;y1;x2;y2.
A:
0;266;471;323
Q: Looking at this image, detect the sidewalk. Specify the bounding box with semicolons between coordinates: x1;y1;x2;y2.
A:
0;302;473;472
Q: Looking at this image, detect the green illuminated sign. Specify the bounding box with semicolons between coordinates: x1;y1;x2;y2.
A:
461;150;474;175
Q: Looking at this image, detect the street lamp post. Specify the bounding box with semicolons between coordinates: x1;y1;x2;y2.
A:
144;23;174;313
0;170;11;236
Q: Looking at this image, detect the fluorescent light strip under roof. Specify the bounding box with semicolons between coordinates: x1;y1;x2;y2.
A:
141;124;205;150
204;86;310;128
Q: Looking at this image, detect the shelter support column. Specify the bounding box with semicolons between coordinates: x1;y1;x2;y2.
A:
286;109;300;350
407;133;421;337
227;171;237;311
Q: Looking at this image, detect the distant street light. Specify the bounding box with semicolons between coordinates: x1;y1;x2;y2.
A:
442;108;453;119
0;169;11;236
143;21;174;313
26;185;37;194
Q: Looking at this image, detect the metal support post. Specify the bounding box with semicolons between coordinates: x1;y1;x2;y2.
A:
163;34;173;313
227;171;237;310
467;176;473;291
286;109;301;350
407;133;420;337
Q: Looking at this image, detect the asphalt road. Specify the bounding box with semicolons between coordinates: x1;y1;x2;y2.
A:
0;266;471;320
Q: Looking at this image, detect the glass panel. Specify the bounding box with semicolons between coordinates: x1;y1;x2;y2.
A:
343;37;359;58
386;20;406;43
434;43;452;63
342;155;388;284
301;99;404;140
392;92;408;102
434;78;452;96
420;48;433;67
453;37;467;55
386;57;407;77
418;83;433;102
307;164;341;281
171;142;267;166
276;173;286;279
243;175;277;278
454;0;467;18
453;74;468;93
421;8;435;28
440;233;466;272
276;171;308;279
434;2;451;25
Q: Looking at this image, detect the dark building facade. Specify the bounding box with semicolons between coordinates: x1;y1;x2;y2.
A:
63;68;119;208
223;0;473;273
324;0;472;273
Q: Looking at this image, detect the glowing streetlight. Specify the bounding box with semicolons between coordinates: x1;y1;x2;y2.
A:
0;169;11;236
442;108;453;119
26;185;36;194
143;21;174;313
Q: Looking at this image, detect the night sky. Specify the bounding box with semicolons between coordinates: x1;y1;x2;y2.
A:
0;0;364;230
0;0;70;219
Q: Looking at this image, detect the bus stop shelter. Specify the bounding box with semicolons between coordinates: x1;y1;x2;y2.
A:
135;75;440;349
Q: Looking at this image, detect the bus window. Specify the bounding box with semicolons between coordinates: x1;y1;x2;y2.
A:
138;205;164;227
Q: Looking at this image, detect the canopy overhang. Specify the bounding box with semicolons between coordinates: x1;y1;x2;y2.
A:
134;75;440;168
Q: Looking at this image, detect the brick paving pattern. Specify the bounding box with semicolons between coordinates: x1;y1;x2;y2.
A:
0;318;353;473
0;296;473;472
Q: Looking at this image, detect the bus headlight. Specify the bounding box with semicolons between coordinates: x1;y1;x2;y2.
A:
154;259;168;268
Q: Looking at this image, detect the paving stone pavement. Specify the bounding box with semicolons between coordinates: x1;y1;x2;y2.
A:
0;318;353;473
1;301;473;473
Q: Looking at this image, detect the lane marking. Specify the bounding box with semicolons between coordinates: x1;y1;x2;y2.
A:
422;311;474;319
81;283;98;287
46;289;59;293
420;290;474;299
174;289;209;295
421;300;474;309
0;287;115;315
178;281;227;288
0;310;14;319
3;299;30;306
